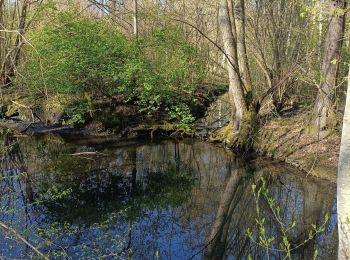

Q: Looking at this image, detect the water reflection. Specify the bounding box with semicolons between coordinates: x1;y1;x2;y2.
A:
0;135;337;259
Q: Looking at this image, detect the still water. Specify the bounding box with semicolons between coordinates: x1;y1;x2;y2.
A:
0;135;337;259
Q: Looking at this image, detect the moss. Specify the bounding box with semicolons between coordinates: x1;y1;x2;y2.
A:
5;99;35;121
303;154;337;180
160;122;177;132
209;124;244;149
43;95;65;114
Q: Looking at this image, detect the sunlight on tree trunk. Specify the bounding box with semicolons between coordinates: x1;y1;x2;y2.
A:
314;0;346;131
337;64;350;259
234;0;252;93
219;0;247;131
133;0;139;39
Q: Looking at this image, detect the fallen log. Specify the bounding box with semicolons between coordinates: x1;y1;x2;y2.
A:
0;119;75;135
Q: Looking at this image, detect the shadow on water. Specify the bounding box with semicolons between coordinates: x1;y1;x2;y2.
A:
0;135;337;259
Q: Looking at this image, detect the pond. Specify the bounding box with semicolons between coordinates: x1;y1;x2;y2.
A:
0;135;337;259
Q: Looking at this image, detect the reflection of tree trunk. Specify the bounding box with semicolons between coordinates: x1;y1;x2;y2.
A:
204;160;245;260
174;142;180;173
127;220;133;258
121;147;137;193
300;182;325;259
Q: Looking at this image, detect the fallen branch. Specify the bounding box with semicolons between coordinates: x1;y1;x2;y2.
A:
66;152;107;156
11;100;35;122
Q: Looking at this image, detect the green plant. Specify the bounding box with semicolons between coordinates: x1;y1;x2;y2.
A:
169;105;196;131
247;177;329;260
18;12;204;126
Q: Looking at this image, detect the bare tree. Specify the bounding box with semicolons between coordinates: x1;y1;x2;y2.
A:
0;0;42;91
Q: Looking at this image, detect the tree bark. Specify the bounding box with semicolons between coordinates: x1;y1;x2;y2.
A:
0;0;4;91
133;0;139;39
219;0;247;130
0;0;29;89
337;64;350;259
234;0;252;93
314;0;346;130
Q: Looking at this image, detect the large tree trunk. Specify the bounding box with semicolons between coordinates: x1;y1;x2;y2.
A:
337;64;350;259
314;0;346;130
234;0;252;93
219;0;247;130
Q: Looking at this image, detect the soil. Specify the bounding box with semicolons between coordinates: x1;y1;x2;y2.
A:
254;110;339;182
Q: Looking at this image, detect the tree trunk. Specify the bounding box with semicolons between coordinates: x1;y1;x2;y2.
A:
0;0;4;90
337;64;350;259
234;0;252;93
219;0;247;130
314;0;346;130
133;0;139;39
0;0;29;89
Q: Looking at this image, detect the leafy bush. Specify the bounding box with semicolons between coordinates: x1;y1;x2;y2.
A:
21;13;139;95
18;12;204;127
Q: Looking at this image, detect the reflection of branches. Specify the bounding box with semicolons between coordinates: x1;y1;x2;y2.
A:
0;222;49;260
248;178;329;260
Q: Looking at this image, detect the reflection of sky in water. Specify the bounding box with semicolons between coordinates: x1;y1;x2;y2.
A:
0;137;337;259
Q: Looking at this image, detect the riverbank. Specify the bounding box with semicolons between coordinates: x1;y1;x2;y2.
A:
253;112;339;182
193;93;339;182
0;101;340;183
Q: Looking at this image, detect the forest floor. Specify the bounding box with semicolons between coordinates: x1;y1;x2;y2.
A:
253;110;340;182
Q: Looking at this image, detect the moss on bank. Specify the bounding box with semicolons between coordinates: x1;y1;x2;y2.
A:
252;112;339;182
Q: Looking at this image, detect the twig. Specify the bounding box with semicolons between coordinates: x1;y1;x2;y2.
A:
0;222;49;260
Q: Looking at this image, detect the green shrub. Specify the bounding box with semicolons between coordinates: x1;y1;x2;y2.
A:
18;12;204;127
21;13;138;96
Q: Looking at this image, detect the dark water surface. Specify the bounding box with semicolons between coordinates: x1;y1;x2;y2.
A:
0;136;337;259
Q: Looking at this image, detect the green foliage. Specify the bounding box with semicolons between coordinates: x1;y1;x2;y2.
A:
168;105;196;131
62;99;93;125
22;13;136;95
18;12;203;128
248;177;329;260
